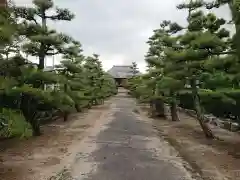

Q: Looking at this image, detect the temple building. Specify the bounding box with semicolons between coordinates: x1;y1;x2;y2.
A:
107;65;140;87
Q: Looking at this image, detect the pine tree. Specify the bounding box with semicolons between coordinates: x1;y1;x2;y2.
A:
204;0;240;87
126;0;240;138
157;22;184;121
143;23;173;119
144;20;185;121
84;54;106;106
0;0;117;138
0;0;77;134
0;3;20;58
56;40;86;120
163;0;231;138
14;0;74;70
100;72;118;97
206;0;240;58
130;62;139;76
0;1;75;135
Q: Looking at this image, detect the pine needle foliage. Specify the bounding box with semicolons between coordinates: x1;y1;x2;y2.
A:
0;0;117;138
128;0;240;138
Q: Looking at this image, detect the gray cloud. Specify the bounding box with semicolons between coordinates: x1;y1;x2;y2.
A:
17;0;231;72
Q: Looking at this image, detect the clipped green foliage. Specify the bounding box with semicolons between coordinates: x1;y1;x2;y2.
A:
178;90;194;110
218;89;240;121
0;108;32;138
178;89;240;122
50;90;75;111
0;0;117;137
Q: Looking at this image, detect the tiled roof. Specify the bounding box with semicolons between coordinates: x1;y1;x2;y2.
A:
107;65;140;78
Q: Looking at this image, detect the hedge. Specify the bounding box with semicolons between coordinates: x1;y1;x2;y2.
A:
177;89;240;122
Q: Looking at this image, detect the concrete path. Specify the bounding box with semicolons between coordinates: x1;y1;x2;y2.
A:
69;92;195;180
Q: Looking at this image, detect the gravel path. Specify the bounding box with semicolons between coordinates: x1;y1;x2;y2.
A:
67;92;196;180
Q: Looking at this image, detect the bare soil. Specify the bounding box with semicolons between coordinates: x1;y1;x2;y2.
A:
2;94;240;180
0;100;112;180
138;104;240;180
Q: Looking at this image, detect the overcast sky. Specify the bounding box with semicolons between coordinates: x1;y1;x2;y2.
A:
17;0;231;72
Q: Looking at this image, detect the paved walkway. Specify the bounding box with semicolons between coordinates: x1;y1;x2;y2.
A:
69;92;195;180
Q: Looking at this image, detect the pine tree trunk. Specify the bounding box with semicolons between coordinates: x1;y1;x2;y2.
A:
191;79;214;139
75;104;82;112
149;86;166;118
63;83;69;121
38;49;45;70
38;13;47;70
87;103;92;109
156;99;166;118
63;112;69;122
20;94;41;136
150;98;166;118
170;91;179;121
34;46;45;89
32;120;41;136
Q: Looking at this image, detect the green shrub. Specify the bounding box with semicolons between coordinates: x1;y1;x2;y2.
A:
0;108;32;138
218;89;240;121
200;90;235;119
177;89;239;122
178;90;194;110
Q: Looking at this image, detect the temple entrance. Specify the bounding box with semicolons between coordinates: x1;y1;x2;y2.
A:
114;78;127;87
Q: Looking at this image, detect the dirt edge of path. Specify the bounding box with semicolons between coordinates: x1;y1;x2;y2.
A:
0;99;113;180
136;103;240;180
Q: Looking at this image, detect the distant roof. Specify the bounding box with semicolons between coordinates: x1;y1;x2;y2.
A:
107;65;141;78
